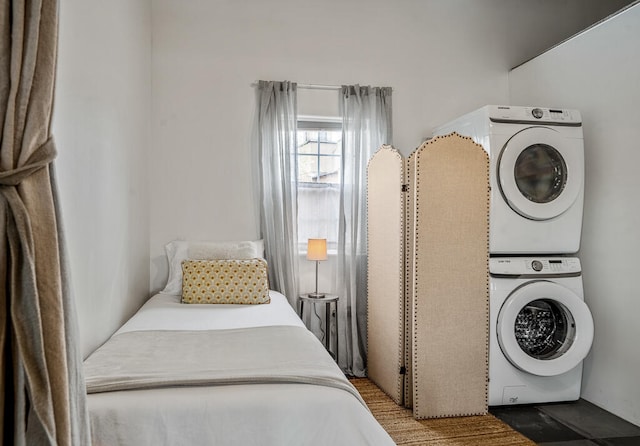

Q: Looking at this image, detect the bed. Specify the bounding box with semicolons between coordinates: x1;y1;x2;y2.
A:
84;241;394;446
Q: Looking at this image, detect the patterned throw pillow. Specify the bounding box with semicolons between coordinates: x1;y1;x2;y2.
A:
181;258;270;304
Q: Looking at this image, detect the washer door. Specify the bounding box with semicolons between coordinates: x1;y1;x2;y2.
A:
497;280;594;377
497;126;583;220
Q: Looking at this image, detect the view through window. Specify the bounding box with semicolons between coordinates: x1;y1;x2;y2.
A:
296;123;342;247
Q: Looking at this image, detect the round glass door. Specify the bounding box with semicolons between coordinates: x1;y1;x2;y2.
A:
514;144;567;204
498;127;583;220
514;298;575;360
497;280;593;376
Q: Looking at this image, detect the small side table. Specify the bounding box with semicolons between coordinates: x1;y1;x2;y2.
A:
299;294;339;360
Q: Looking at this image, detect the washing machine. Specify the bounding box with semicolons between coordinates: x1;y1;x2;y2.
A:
433;105;584;254
489;257;594;406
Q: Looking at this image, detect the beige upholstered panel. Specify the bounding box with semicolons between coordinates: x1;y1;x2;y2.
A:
410;133;489;419
404;152;417;409
367;145;406;405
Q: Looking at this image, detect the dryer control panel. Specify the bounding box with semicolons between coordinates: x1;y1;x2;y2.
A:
490;257;581;276
487;105;582;125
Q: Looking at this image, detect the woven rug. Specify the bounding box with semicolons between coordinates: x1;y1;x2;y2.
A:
351;378;535;445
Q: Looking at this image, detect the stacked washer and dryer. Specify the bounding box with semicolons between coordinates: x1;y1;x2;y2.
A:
434;105;594;406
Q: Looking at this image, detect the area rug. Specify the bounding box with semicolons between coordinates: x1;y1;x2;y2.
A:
350;378;535;445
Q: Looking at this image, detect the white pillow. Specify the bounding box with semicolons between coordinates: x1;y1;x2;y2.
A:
160;239;264;295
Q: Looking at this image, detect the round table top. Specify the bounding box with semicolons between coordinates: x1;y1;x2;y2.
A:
299;293;339;302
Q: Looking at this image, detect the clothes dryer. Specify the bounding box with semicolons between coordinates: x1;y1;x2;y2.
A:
434;105;584;254
489;257;594;405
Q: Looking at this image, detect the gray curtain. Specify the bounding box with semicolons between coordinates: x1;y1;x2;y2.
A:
254;80;300;307
0;1;91;445
337;85;392;376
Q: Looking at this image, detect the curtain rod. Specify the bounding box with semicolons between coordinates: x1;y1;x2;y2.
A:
251;82;391;91
298;83;341;91
251;81;341;91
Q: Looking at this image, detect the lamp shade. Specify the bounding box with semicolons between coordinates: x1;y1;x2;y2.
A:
307;238;327;261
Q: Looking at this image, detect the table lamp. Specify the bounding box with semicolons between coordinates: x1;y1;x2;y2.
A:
307;238;327;298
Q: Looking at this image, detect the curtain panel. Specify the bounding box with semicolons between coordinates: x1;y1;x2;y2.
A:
338;85;392;376
254;80;300;307
0;1;91;445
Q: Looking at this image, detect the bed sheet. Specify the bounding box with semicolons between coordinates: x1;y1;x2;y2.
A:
115;290;304;334
88;384;394;446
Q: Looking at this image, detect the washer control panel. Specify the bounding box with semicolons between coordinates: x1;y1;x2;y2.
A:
490;257;581;276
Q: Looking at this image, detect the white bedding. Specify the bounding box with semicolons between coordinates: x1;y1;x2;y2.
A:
87;292;395;446
116;291;304;334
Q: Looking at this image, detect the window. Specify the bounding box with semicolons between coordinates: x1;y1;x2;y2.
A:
297;129;341;184
296;120;342;247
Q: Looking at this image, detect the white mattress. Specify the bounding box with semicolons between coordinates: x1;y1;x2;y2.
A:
116;291;304;334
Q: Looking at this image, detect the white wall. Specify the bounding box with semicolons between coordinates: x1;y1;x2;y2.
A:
149;0;627;293
53;0;152;357
510;4;640;425
48;0;631;359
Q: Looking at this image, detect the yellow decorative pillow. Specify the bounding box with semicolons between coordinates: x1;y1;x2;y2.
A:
181;258;270;304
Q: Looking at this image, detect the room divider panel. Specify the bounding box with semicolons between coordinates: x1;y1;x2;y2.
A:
367;146;405;406
367;133;490;419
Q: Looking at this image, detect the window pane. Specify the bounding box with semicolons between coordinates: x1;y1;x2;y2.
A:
328;131;342;143
298;154;320;183
297;130;318;147
297;183;340;244
319;156;341;184
319;141;341;155
298;140;318;155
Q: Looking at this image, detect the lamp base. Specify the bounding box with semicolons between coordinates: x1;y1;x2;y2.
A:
307;292;325;299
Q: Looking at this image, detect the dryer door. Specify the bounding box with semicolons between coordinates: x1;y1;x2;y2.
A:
497;280;593;377
497;126;583;220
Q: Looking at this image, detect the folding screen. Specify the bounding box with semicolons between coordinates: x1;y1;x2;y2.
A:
367;146;405;405
367;133;490;419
